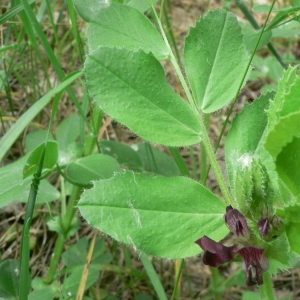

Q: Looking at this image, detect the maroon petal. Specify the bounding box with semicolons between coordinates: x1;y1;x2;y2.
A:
238;247;269;286
195;235;237;267
258;218;270;238
225;205;250;238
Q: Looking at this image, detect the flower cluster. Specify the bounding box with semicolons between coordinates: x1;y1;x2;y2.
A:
196;206;269;286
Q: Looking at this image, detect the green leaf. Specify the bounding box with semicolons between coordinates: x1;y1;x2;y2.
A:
271;21;300;38
65;154;120;185
265;112;300;160
225;93;273;190
184;9;250;113
267;66;300;129
47;215;80;239
23;141;59;178
78;171;228;259
19;179;60;204
0;260;20;299
85;47;201;147
0;156;31;208
266;7;300;31
251;56;284;83
242;291;260;300
62;237;111;268
25;130;55;152
286;222;300;255
57;114;81;152
28;288;56;300
62;265;100;298
73;0;109;22
99;140;143;171
275;137;300;197
283;205;300;223
242;25;272;53
264;66;300;196
0;155;59;208
266;233;294;275
124;0;159;13
57;114;83;165
74;0;169;60
134;143;180;176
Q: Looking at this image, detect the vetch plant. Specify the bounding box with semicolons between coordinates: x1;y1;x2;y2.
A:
71;0;300;298
1;0;300;299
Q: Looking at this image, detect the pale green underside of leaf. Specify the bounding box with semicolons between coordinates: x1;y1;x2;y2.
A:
0;156;59;208
85;47;202;147
66;154;120;185
134;142;180;176
85;3;169;60
99;140;144;171
57;114;81;152
124;0;159;13
23;141;59;179
78;171;228;259
242;25;272;53
184;9;250;113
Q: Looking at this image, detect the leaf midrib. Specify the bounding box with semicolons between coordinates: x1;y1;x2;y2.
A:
79;202;224;216
88;54;200;135
202;13;228;109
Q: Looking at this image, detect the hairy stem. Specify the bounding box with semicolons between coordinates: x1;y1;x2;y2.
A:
152;4;233;205
199;116;233;205
259;272;276;300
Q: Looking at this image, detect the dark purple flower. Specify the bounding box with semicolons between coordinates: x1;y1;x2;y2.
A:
238;247;269;286
258;218;271;238
225;205;250;238
195;235;237;267
195;206;271;286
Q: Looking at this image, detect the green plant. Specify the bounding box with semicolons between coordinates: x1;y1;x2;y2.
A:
1;0;300;299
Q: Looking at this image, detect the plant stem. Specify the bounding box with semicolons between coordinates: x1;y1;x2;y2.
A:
199;116;233;205
201;114;210;184
44;186;81;284
235;0;286;69
19;174;42;299
211;268;222;300
259;272;276;300
151;4;197;112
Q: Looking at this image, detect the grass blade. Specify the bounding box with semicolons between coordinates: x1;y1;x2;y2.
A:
0;71;82;161
140;253;168;300
0;0;35;25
